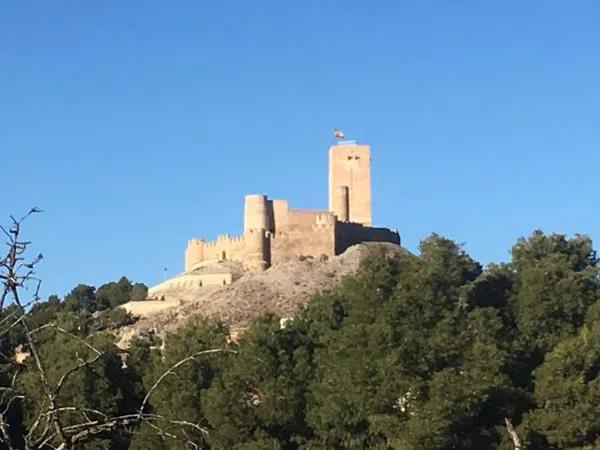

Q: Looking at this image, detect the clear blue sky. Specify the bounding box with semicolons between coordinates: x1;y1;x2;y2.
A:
1;1;599;298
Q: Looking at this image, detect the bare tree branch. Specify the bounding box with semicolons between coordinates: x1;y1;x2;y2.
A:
0;210;236;449
505;417;522;450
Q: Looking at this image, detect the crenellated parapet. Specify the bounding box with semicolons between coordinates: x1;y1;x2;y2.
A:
185;224;270;273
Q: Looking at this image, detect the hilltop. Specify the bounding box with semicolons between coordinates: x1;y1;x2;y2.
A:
117;242;406;347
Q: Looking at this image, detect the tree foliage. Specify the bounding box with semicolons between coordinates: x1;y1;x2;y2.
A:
3;224;600;449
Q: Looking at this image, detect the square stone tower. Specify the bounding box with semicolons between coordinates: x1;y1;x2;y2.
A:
328;143;372;226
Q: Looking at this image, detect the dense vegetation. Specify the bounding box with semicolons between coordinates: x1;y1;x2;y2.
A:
3;231;600;449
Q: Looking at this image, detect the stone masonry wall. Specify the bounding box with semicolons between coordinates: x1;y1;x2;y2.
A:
270;209;337;264
270;224;335;264
148;272;233;297
186;234;246;271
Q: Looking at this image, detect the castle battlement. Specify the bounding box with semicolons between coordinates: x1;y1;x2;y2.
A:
183;142;400;273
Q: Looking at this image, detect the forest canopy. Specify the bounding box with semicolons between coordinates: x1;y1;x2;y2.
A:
1;222;599;449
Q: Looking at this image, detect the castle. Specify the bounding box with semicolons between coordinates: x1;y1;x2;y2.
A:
148;141;400;296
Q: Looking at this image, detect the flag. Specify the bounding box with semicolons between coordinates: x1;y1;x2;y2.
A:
334;128;345;139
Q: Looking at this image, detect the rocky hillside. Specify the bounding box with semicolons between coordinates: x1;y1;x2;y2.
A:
117;242;405;347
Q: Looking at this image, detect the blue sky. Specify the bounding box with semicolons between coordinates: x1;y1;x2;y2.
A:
1;1;599;298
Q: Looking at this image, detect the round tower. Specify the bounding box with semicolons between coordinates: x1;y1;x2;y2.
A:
244;194;269;271
244;194;268;233
244;229;269;272
333;185;349;222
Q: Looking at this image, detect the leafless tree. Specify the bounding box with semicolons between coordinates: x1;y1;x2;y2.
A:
0;209;232;449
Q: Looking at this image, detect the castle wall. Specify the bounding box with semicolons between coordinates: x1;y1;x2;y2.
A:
334;222;400;254
186;194;273;272
185;231;268;272
148;272;234;297
286;209;328;227
186;204;399;270
271;211;336;263
185;239;205;271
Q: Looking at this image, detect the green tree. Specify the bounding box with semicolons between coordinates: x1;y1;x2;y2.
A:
96;277;132;309
17;320;140;449
129;317;230;449
28;294;62;329
203;315;314;449
4;229;600;449
304;237;513;449
63;284;105;313
130;283;148;301
510;231;599;356
523;317;600;448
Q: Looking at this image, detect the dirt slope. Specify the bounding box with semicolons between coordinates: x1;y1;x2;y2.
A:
117;242;405;347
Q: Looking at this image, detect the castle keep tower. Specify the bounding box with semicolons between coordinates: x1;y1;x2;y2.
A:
328;144;372;226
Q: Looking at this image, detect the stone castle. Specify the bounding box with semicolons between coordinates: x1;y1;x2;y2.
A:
149;141;400;296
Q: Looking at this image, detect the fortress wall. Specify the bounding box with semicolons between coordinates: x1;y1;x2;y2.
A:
185;239;205;272
185;233;247;271
148;272;234;296
203;233;247;261
334;222;400;254
266;199;275;232
185;230;269;272
271;222;335;264
271;199;289;231
286;209;331;227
